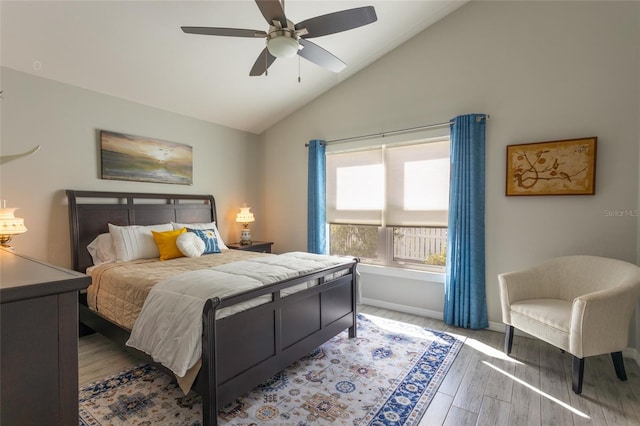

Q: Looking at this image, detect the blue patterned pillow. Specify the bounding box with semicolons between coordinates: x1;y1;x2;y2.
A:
187;228;221;254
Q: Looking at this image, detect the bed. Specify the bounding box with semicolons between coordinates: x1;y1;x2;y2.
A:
66;190;358;426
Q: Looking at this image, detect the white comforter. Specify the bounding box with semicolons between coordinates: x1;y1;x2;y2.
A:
126;252;354;378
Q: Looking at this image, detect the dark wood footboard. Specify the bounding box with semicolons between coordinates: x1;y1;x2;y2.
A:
197;261;358;425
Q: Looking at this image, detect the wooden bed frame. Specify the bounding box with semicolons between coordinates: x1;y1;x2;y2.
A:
66;190;358;426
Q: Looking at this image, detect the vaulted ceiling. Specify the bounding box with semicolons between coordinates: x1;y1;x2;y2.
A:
1;1;467;134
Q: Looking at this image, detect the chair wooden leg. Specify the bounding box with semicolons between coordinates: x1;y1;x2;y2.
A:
611;351;627;381
504;325;514;355
572;356;584;394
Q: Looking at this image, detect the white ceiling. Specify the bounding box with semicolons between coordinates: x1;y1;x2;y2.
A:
1;1;467;134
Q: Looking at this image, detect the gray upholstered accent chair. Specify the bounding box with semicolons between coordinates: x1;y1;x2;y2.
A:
498;255;640;394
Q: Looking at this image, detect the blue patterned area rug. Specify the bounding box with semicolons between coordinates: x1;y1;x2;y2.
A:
79;313;464;426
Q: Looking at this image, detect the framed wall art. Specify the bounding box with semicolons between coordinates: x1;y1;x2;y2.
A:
100;130;193;185
506;137;597;196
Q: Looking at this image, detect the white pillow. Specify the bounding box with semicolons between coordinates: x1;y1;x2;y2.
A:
171;221;228;249
108;223;173;262
87;233;116;265
176;232;206;258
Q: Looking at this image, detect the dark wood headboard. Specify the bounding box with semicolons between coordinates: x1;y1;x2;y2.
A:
66;190;217;272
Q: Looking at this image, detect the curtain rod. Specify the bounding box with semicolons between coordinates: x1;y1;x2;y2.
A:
305;121;452;147
305;115;489;147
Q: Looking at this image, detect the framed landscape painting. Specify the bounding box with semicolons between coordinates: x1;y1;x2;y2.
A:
100;130;193;185
506;137;597;196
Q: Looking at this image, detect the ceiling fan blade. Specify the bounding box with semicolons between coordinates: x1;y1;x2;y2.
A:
297;39;346;73
295;6;377;39
255;0;287;28
182;27;266;38
250;47;277;76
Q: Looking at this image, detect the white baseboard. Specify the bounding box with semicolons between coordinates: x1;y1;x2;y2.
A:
360;297;640;368
361;297;444;321
487;321;507;333
361;297;503;332
623;347;640;367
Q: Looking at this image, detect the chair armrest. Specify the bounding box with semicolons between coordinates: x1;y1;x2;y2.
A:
498;267;549;324
569;282;640;358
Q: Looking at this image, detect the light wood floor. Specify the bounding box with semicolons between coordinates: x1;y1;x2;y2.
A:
79;305;640;425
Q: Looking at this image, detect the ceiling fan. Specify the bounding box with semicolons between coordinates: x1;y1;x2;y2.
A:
181;0;377;76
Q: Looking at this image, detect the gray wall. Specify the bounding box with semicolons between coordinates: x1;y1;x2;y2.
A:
0;68;262;267
259;1;640;350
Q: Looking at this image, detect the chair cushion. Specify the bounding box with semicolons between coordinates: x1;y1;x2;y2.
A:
510;298;571;351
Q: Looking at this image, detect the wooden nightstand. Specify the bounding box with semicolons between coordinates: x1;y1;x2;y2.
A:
227;241;274;253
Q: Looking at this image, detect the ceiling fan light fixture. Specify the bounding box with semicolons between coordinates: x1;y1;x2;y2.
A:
266;30;299;58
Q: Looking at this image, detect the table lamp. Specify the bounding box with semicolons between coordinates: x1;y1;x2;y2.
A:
235;203;255;245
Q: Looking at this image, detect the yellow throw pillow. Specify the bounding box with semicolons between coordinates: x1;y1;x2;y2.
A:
152;228;187;261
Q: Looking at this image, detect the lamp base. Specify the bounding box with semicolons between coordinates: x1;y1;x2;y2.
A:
240;228;252;245
0;235;15;250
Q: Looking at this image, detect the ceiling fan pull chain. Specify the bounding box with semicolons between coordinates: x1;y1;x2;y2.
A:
298;56;301;83
265;50;268;77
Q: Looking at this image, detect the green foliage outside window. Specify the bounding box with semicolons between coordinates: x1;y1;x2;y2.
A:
329;224;378;259
425;244;447;266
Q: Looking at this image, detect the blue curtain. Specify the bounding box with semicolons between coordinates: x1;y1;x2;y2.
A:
307;139;327;254
444;114;488;329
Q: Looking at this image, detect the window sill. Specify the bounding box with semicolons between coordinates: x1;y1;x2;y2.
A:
357;263;445;283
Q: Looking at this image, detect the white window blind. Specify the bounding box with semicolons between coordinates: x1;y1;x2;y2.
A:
326;139;450;227
326;148;383;225
385;140;450;226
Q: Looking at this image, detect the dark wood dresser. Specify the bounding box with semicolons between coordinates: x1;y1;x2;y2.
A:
0;247;90;426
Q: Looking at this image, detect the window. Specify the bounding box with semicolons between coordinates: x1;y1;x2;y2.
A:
327;139;450;271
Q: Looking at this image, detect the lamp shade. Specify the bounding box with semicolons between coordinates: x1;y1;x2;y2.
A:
0;207;27;235
235;204;255;224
